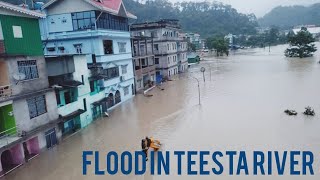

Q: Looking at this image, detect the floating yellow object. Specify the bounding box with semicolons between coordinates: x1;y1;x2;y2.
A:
149;137;161;151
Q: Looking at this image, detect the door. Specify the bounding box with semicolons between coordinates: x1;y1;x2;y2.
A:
45;128;57;149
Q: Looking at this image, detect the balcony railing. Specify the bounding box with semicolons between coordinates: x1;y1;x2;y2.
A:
0;126;20;149
0;85;12;100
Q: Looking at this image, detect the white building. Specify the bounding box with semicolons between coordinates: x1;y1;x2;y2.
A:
131;19;188;79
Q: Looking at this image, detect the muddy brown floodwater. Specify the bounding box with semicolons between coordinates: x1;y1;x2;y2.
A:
4;44;320;180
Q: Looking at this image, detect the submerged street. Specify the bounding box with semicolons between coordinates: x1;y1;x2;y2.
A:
4;44;320;180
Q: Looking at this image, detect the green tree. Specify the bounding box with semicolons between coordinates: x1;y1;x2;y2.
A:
285;28;317;58
207;36;229;56
188;42;196;52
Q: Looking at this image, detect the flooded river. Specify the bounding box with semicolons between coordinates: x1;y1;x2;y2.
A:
4;44;320;180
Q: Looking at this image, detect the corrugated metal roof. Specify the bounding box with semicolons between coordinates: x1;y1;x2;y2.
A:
0;1;45;18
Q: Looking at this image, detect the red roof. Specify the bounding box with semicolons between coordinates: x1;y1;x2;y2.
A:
90;0;121;12
42;0;136;19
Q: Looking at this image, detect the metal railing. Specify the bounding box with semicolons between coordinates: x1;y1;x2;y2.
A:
0;85;12;100
0;126;20;147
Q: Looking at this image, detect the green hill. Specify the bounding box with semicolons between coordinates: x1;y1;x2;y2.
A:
259;3;320;29
124;0;258;37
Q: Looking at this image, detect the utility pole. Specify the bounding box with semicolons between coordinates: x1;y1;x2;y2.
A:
200;67;206;82
189;75;201;105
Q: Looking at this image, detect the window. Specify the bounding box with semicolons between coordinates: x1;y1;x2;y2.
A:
118;42;126;53
74;44;82;54
141;58;148;68
168;57;170;64
103;40;113;54
27;95;47;119
121;65;128;74
96;12;129;31
124;86;129;96
12;26;23;38
17;60;39;80
155;58;159;64
167;44;169;51
154;44;159;51
102;67;119;80
71;11;96;31
90;81;95;93
55;91;61;106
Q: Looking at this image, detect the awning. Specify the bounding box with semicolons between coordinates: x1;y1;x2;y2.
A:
89;75;106;81
92;97;108;106
59;109;86;122
60;80;83;88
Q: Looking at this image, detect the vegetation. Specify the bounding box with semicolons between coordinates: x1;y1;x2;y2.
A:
206;36;229;56
235;26;287;48
188;42;196;52
285;28;317;58
259;3;320;29
124;0;258;37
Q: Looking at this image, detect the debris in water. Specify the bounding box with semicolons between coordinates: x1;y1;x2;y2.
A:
157;86;164;91
303;107;315;116
284;109;298;116
144;94;153;97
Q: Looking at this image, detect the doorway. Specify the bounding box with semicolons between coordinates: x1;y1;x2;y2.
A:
45;128;57;149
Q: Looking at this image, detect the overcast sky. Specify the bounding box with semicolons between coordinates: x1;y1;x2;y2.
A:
171;0;320;17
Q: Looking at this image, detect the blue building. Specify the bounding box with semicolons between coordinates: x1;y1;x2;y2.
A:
39;0;136;131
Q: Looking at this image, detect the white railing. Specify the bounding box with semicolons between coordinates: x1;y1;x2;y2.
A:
0;85;12;100
0;127;20;148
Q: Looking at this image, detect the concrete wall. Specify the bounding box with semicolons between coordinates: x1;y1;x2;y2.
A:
46;56;75;76
56;55;106;127
46;0;98;15
43;37;101;57
47;13;73;33
5;56;49;96
13;91;59;132
0;60;9;85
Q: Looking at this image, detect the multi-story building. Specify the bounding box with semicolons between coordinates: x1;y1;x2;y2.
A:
131;19;188;80
131;36;156;92
39;0;136;128
183;32;203;50
0;2;61;176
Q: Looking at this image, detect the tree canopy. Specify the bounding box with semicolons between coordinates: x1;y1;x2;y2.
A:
124;0;258;37
259;3;320;29
206;36;229;56
285;28;317;58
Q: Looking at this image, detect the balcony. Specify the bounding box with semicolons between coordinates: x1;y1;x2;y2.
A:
0;85;12;100
49;74;83;89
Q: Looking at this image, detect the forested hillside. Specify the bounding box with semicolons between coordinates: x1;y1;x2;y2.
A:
259;4;320;29
124;0;258;37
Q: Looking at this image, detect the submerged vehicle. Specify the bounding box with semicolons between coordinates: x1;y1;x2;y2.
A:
284;109;298;116
303;107;315;116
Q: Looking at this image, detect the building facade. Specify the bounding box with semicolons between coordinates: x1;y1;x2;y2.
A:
131;36;156;92
0;2;61;176
39;0;136;125
131;19;188;80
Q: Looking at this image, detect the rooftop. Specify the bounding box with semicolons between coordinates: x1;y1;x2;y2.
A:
0;1;45;18
131;19;181;30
